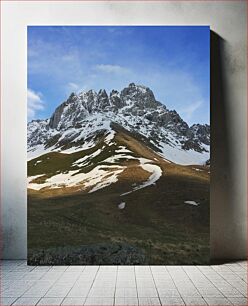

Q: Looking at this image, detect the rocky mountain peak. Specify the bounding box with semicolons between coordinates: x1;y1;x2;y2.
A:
120;83;157;109
98;89;107;95
29;83;210;165
97;89;110;109
110;90;124;109
190;123;210;145
110;89;119;97
49;83;161;130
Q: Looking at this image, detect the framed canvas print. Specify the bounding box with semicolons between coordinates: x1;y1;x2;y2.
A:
27;26;210;265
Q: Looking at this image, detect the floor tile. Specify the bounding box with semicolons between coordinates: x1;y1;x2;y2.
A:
136;279;155;288
85;297;114;305
66;266;85;272
115;297;138;305
45;284;72;297
12;297;41;305
49;266;69;272
116;279;136;287
2;289;30;298
157;288;180;298
21;272;46;281
32;266;52;272
117;273;135;280
154;280;175;286
178;289;201;298
204;297;233;305
61;297;86;305
160;297;185;305
67;285;91;297
99;266;117;272
22;282;53;297
115;287;137;298
88;287;115;298
92;280;116;288
217;286;244;297
228;297;248;305
182;297;207;305
118;266;135;272
138;287;158;298
151;266;166;272
138;297;161;305
0;297;18;306
197;287;224;298
37;297;64;305
1;260;247;306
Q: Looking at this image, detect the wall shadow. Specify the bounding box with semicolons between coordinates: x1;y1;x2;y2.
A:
210;31;240;262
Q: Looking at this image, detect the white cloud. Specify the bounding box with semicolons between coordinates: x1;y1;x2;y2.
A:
27;89;45;120
67;82;79;91
95;64;129;74
66;82;89;95
179;100;203;123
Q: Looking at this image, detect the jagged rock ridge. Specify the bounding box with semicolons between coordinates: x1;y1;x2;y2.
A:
28;83;210;165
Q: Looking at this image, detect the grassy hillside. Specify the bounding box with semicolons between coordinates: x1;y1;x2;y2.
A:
28;126;210;265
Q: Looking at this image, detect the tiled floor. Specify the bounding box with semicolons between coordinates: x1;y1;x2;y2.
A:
1;260;247;306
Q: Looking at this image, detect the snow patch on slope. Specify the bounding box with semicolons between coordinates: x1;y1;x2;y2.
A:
28;165;125;191
88;165;124;193
118;202;126;209
184;200;199;206
121;158;162;196
27;174;46;184
159;143;209;166
27;145;56;161
103;154;136;164
72;149;103;167
116;146;132;153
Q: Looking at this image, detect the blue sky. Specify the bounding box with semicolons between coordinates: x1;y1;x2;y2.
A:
28;26;210;125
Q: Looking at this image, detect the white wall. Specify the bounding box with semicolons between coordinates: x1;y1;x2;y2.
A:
1;1;246;260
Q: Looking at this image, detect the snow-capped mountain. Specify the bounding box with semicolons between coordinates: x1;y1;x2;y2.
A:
28;83;210;166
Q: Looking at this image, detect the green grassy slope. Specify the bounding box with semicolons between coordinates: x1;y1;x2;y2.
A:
28;126;210;265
